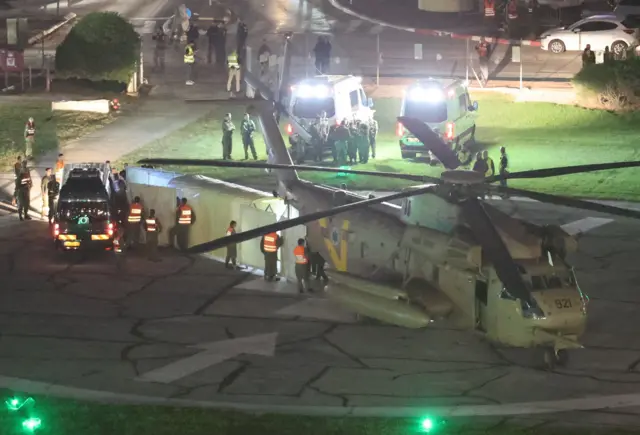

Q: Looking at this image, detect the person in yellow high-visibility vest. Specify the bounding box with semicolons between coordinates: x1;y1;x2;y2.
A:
227;50;241;97
184;42;196;85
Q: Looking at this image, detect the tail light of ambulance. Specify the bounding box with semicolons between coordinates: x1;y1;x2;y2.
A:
107;222;114;237
286;123;293;135
53;223;60;238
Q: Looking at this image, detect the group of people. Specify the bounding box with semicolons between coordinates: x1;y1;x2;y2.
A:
292;114;379;165
113;195;196;267
221;112;258;160
457;145;509;187
11;152;64;222
581;44;626;68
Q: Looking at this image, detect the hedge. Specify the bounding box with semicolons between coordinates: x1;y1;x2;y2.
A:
55;12;141;84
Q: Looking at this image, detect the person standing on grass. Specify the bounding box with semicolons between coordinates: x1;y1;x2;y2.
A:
499;146;509;188
222;113;235;160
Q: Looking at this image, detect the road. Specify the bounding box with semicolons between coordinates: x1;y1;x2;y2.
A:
131;0;582;85
2;199;640;427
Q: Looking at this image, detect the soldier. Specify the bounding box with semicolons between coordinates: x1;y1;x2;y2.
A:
260;231;283;281
333;120;350;166
310;116;324;162
17;164;32;221
222;113;235;160
499;146;509;188
41;167;53;219
347;120;359;164
241;113;257;160
357;120;370;164
47;175;60;223
483;150;495;177
225;220;238;269
152;24;167;72
143;209;162;262
294;238;311;293
368;115;378;159
24;117;36;160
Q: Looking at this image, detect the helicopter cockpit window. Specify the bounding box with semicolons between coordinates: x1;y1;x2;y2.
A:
526;273;572;291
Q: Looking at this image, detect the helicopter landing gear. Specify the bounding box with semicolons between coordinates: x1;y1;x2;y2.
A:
543;348;569;370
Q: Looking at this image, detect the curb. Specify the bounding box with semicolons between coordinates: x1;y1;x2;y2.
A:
28;12;77;46
327;0;542;47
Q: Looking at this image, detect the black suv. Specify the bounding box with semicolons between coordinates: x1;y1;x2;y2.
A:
52;168;116;251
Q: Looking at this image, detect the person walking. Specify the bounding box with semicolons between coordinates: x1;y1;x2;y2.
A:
475;38;490;85
333;120;350;166
152;25;167;72
184;42;196;85
227;50;241;97
41;167;53;219
483;150;495;177
241;113;257;160
260;231;283;281
472;151;488;174
368;115;378;159
143;209;162;262
46;174;60;223
222;113;235;160
499;146;509;188
293;238;311;293
113;225;127;271
16;165;32;221
225;220;238;269
581;44;595;68
357;120;370;164
206;22;219;64
127;196;144;249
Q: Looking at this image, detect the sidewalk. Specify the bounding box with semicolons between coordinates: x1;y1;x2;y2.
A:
0;96;218;216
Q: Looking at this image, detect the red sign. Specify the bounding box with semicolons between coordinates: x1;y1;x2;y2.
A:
0;49;25;72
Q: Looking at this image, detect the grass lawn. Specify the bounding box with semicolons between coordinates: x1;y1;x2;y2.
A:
0;101;114;171
118;94;640;200
0;394;633;435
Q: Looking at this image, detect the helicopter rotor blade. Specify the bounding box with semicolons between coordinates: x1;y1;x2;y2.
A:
186;184;439;254
486;161;640;183
396;116;461;170
488;185;640;220
459;197;536;307
136;158;443;184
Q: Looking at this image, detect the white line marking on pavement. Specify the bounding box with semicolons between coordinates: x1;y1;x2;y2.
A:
4;374;640;416
345;19;362;33
135;333;277;384
561;217;613;236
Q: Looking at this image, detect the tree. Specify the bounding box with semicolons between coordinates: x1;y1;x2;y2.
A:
55;12;141;84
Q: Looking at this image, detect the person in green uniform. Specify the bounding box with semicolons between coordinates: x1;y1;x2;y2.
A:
333;120;350;166
310;116;323;162
241;113;257;160
222;113;235;160
347;120;358;164
357;120;370;163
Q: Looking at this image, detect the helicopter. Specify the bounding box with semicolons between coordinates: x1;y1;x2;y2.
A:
139;70;640;369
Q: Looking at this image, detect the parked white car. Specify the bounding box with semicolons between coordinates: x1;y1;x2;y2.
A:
540;15;638;55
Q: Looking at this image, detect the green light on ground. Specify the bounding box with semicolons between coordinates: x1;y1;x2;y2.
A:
22;418;42;432
420;417;435;433
5;397;34;411
337;166;352;177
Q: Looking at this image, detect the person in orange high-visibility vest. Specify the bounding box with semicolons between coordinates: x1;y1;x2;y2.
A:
225;220;238;269
127;196;144;248
484;0;495;16
260;230;283;281
143;209;162;261
293;238;312;293
175;197;196;251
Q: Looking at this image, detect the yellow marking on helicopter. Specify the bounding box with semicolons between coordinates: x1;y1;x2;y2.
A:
319;218;350;271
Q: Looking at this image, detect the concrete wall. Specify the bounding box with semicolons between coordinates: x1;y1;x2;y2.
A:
126;167;303;280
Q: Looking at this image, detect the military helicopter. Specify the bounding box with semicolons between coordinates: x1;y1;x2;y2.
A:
140;71;640;369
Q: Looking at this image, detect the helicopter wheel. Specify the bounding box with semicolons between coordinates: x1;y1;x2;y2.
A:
543;348;568;370
543;348;556;370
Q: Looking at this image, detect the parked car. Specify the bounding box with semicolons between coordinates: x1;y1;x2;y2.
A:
540;15;638;55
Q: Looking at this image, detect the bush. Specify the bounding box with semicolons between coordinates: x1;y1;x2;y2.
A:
55;12;140;84
572;55;640;111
